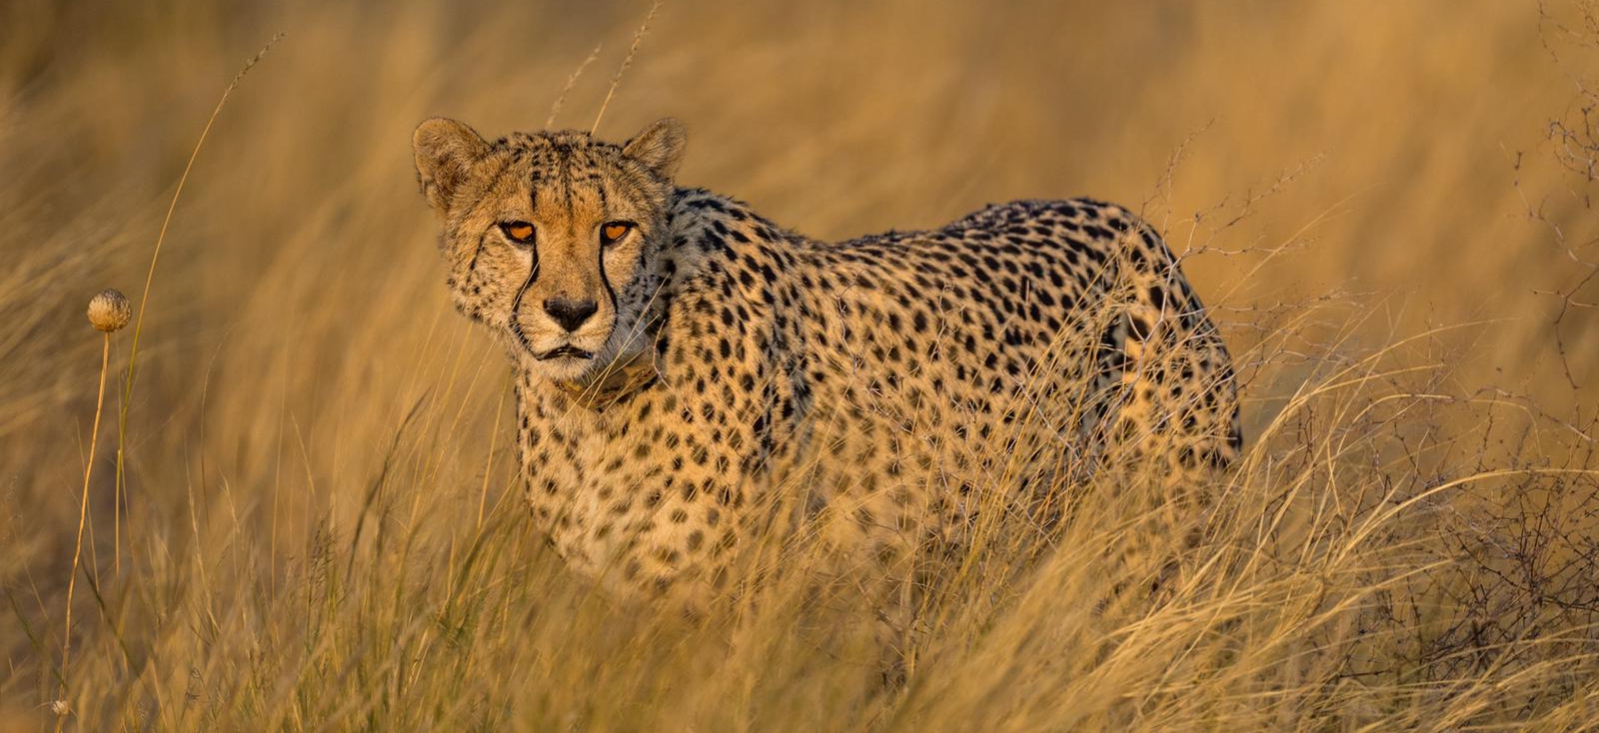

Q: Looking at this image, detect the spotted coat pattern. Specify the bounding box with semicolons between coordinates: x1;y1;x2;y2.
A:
412;119;1243;609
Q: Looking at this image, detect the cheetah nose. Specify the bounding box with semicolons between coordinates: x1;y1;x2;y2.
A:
543;297;599;332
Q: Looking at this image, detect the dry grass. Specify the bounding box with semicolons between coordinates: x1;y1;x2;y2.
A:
5;0;1599;730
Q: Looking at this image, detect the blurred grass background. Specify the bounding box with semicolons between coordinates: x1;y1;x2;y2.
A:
5;0;1599;730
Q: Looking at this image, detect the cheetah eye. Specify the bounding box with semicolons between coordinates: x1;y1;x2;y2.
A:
600;221;634;247
500;221;536;244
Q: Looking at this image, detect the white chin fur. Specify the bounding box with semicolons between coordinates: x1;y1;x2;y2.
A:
511;334;610;382
531;356;595;382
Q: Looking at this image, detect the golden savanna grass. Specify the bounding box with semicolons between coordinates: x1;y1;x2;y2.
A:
6;0;1599;729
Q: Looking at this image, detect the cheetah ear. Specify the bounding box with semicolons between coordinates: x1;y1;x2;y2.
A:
413;117;490;214
622;117;687;180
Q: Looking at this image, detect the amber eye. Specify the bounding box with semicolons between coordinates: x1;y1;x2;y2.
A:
500;222;535;244
600;222;633;246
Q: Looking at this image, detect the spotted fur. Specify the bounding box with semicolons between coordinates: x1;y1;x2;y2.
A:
413;117;1243;609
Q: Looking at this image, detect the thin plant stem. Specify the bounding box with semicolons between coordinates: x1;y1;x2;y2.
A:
592;0;661;135
54;333;111;732
112;33;282;576
547;43;604;130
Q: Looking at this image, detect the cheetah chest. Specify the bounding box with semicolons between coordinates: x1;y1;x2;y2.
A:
518;385;737;586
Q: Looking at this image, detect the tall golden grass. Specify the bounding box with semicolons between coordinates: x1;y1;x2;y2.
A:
5;0;1599;729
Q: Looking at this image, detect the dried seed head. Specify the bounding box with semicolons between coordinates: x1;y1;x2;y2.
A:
87;289;132;333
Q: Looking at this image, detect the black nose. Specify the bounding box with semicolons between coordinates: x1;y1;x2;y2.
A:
543;297;599;332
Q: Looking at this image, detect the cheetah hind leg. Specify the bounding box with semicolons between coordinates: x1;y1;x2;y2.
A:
1089;276;1242;613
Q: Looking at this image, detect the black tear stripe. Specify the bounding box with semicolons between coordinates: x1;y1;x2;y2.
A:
598;231;620;327
509;231;542;355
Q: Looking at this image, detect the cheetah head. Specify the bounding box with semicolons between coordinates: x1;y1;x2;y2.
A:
412;117;686;383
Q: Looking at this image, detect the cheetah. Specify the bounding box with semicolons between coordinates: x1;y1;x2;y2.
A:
411;117;1242;611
